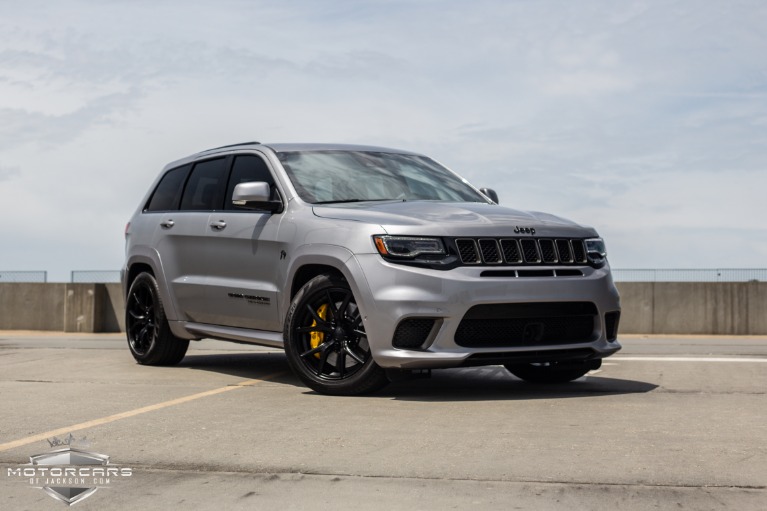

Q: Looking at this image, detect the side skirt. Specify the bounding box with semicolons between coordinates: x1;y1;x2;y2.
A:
181;322;285;349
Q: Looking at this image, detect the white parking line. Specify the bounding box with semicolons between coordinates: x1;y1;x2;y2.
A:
614;356;767;363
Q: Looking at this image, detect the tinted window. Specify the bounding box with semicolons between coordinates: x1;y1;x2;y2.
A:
145;164;191;212
179;158;228;211
225;155;278;210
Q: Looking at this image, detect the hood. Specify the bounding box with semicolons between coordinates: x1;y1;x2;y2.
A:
312;201;597;238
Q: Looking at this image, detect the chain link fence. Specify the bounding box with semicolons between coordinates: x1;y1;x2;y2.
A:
612;268;766;282
70;271;122;283
0;271;48;283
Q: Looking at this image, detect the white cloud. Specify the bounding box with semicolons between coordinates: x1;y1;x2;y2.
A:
0;0;765;280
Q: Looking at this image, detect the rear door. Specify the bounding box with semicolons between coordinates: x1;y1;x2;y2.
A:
152;157;229;323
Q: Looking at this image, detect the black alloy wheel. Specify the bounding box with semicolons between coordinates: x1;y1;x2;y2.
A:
284;274;388;395
125;272;188;365
126;278;156;356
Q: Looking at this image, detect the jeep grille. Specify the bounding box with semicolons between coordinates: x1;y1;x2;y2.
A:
453;238;589;266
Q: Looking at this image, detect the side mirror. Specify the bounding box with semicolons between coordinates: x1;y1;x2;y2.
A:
479;188;499;204
232;182;282;212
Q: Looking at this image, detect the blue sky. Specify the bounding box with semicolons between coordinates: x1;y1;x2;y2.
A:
1;0;765;281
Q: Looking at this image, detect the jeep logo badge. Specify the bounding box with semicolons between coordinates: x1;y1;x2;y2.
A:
514;226;536;235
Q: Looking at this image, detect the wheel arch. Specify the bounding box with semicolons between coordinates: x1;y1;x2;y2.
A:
125;263;154;294
124;253;180;322
282;246;374;330
290;264;346;301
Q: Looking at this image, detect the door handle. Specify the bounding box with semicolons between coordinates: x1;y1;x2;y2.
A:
160;220;175;229
210;220;227;230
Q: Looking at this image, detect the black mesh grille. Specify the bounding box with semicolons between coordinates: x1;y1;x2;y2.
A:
520;239;540;263
572;240;587;263
478;239;501;263
456;239;479;264
556;239;573;263
454;302;597;348
449;237;590;267
393;318;436;349
500;239;522;263
539;239;557;263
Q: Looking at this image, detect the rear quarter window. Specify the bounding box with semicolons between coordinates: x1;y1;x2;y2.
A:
145;164;191;212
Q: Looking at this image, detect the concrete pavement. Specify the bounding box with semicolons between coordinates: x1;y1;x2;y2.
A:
1;332;765;510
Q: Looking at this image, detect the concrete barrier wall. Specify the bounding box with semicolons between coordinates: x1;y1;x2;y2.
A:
1;282;765;334
0;283;125;333
615;282;767;335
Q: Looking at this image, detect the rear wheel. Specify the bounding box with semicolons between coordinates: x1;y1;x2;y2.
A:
284;274;389;395
125;272;189;365
504;360;599;384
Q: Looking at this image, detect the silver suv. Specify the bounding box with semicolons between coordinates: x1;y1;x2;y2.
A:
123;142;621;395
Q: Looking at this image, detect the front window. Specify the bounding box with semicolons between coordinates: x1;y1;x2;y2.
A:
277;151;488;204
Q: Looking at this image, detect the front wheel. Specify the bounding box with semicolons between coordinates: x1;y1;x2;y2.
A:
125;272;189;365
504;360;600;384
283;274;389;395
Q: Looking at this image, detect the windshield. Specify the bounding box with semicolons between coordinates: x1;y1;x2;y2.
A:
276;151;488;204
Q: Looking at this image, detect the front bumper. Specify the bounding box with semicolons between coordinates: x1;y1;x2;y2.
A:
350;254;622;369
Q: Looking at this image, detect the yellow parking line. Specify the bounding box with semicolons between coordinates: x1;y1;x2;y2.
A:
0;372;285;453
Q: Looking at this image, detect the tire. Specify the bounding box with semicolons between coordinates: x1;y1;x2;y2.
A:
504;360;599;384
125;272;189;366
284;273;389;395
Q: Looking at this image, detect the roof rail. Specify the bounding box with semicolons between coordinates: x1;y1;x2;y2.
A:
199;141;261;153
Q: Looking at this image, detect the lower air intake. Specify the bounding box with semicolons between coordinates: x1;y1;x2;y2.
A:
454;302;597;348
605;311;620;342
393;318;436;349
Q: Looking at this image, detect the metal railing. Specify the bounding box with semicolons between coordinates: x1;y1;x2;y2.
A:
0;271;48;283
70;271;121;283
69;268;767;282
612;268;766;282
3;269;765;284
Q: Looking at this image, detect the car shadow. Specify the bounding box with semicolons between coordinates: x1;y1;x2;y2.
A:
179;352;658;401
380;366;658;402
178;352;301;387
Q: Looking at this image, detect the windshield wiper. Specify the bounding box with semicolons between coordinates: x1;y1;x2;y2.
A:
314;198;406;204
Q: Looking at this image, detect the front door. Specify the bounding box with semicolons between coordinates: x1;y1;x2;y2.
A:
200;153;286;331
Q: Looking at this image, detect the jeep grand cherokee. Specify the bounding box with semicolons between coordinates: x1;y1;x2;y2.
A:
122;142;621;395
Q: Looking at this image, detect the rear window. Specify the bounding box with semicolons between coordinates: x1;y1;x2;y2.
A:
145;164;191;212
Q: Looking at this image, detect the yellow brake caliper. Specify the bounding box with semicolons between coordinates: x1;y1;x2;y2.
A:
310;303;330;359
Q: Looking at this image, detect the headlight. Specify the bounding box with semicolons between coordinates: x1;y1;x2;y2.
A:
585;238;607;266
373;236;446;259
